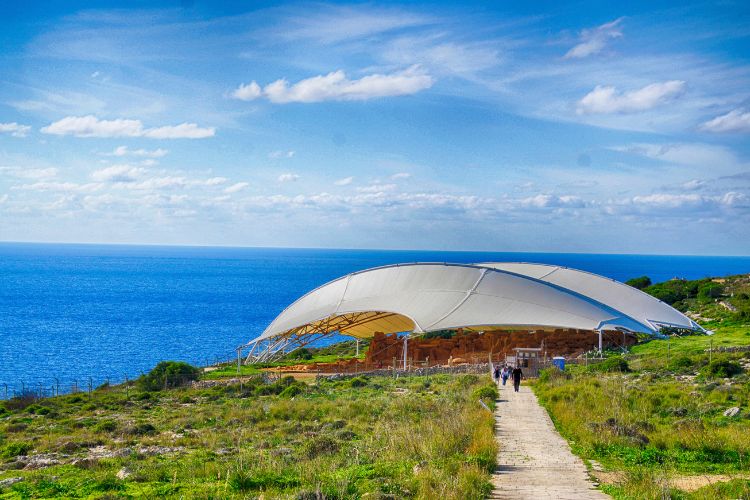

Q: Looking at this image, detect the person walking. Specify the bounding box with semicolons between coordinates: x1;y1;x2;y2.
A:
501;365;510;386
493;365;501;384
511;365;523;392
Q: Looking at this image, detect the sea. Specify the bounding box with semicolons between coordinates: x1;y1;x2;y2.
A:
1;242;749;397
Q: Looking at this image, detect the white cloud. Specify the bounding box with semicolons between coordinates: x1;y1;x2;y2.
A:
204;177;228;186
681;179;706;191
610;142;740;169
231;81;262;101
356;183;397;193
0;122;32;138
565;18;623;59
382;36;502;79
280;5;433;44
391;172;411;180
334;176;354;186
520;194;587;209
700;109;750;133
0;167;58;179
278;173;299;182
91;164;147;183
224;182;249;193
142;123;215;139
605;192;747;216
105;145;169;158
269;150;295;159
577;81;685;114
41;115;215;139
128;176;187;190
232;65;433;104
14;181;101;193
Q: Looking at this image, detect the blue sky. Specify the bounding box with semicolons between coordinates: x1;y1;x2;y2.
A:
1;1;749;255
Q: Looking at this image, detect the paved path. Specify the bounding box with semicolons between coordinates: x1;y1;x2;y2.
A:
490;383;610;499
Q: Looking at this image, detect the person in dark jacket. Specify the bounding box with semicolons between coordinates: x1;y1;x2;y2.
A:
512;366;523;392
493;365;501;384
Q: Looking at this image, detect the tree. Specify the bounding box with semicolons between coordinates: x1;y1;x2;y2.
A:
625;276;652;290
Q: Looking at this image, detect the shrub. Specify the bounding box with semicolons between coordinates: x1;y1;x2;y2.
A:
303;435;340;458
473;384;499;402
94;420;118;433
538;367;571;383
348;376;368;388
1;442;31;458
125;422;156;436
595;356;630;373
3;392;37;411
668;355;695;372
285;348;313;361
698;282;723;302
279;384;303;398
137;361;201;391
702;359;743;378
626;276;652;290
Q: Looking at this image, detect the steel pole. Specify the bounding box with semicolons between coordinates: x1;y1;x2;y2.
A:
403;336;408;371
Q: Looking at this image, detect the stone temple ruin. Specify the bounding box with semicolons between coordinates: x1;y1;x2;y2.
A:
364;328;638;368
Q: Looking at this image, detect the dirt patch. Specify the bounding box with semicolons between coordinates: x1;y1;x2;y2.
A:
591;470;625;485
591;471;749;492
670;474;750;492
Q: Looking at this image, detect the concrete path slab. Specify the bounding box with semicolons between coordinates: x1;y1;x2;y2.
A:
490;383;610;499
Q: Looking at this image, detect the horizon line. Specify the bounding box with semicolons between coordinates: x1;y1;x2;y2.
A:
1;239;749;259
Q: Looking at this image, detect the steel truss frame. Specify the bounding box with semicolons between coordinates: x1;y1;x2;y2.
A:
239;311;404;365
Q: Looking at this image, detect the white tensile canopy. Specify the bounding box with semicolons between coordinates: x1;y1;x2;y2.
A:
243;262;702;362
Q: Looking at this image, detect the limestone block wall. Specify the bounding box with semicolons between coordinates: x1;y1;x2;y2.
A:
364;328;636;366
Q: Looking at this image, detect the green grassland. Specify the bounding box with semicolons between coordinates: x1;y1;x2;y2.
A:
205;340;369;379
0;372;497;499
534;326;750;499
533;273;750;499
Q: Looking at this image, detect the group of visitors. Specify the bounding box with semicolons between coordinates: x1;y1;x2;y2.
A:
493;364;523;392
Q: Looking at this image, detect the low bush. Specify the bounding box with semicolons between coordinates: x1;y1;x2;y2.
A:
594;356;630;373
348;376;368;388
303;435;340;458
94;419;118;433
473;383;499;402
125;422;156;436
1;441;32;458
279;384;303;398
137;361;201;391
702;359;743;378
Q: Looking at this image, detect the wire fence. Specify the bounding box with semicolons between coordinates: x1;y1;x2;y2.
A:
0;353;239;401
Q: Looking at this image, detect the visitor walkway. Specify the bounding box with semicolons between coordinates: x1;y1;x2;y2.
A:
491;383;610;499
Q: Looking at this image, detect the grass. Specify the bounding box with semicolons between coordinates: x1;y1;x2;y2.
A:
0;372;497;499
204;340;370;380
534;324;750;499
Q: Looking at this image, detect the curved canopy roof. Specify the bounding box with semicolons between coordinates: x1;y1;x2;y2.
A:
256;262;701;343
476;262;701;333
